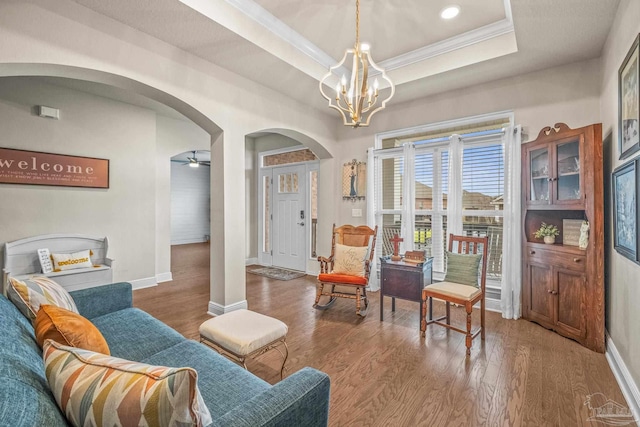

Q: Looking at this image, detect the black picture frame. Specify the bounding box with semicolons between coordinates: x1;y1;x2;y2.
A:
612;159;640;263
619;33;640;160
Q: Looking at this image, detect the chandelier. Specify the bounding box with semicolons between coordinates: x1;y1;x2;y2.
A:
319;0;394;128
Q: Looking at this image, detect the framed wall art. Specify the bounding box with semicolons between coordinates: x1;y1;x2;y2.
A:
342;159;366;201
612;158;640;263
0;147;109;189
619;33;640;160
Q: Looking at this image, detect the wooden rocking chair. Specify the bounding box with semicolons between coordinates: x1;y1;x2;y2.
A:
314;224;378;317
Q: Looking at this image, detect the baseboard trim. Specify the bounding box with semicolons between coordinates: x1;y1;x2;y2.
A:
156;272;173;283
128;277;157;290
245;258;258;266
207;300;248;316
485;297;501;313
605;331;640;423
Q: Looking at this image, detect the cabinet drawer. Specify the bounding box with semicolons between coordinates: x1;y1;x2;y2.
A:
525;247;586;271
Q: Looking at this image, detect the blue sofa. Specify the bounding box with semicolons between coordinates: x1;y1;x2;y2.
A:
0;282;331;426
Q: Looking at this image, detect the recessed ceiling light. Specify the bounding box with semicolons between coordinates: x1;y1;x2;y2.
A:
440;5;460;20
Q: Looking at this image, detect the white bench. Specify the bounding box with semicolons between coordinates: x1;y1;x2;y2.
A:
2;234;114;293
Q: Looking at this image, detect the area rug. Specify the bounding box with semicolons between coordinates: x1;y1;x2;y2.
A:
247;266;306;281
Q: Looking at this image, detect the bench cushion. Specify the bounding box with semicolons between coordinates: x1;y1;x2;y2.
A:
199;309;288;356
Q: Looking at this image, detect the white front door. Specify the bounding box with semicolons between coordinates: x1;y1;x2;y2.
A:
272;164;307;271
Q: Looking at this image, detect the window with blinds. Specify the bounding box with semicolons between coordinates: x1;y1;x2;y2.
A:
372;130;507;283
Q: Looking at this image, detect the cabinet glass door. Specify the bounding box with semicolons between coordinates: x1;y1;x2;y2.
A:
530;147;550;202
556;140;581;201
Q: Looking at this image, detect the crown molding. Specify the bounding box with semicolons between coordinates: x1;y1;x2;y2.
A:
222;0;515;83
379;18;515;72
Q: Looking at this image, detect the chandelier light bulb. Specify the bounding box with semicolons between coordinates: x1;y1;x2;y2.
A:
360;43;370;51
374;78;379;89
341;75;347;87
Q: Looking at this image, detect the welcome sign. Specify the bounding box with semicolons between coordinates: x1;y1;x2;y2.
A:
0;148;109;188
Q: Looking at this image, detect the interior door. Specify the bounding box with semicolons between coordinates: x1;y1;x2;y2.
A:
272;164;307;271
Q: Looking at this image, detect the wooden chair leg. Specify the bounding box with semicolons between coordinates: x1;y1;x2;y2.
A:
314;283;324;307
355;287;362;316
465;303;473;356
420;292;427;337
481;297;486;340
446;301;451;325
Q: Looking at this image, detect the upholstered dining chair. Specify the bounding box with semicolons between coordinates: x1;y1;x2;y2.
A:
420;234;488;356
313;224;378;317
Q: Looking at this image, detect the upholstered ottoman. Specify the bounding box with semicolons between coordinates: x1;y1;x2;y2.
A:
199;309;289;379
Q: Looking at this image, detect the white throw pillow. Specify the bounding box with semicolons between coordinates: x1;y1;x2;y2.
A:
332;243;368;276
51;250;93;271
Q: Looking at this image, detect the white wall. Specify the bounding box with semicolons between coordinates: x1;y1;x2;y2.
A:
0;78;157;284
600;0;640;408
170;161;210;245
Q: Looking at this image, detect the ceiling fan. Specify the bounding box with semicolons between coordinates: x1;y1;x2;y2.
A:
171;151;210;168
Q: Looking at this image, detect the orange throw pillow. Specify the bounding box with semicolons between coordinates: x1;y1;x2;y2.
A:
35;305;110;355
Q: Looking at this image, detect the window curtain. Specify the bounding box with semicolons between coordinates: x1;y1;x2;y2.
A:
500;125;522;319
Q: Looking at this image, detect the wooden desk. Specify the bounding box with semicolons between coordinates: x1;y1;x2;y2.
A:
380;257;433;321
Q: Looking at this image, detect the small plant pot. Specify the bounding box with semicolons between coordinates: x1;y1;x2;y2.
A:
543;236;556;245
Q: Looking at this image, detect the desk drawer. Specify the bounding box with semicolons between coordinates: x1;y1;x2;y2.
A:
526;247;586;271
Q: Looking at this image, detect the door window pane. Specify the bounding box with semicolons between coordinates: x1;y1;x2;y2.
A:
263;176;270;253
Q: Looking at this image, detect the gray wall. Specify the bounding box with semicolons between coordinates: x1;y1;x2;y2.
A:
600;0;640;398
0;78;156;283
0;79;210;284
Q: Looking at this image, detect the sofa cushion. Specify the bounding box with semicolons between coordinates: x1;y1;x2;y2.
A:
34;304;110;355
141;340;270;419
7;276;78;320
43;340;212;427
91;308;185;361
0;295;67;426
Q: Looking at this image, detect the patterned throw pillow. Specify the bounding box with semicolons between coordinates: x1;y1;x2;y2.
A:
51;250;93;271
43;340;212;427
7;276;78;320
35;305;110;355
444;251;482;287
332;243;369;276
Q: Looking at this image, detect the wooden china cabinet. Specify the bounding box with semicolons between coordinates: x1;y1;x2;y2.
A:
521;123;604;353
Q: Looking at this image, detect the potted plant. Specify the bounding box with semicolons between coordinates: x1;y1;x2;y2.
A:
534;222;560;244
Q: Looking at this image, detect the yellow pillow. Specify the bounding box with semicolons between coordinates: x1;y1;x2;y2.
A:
35;304;110;355
51;250;93;271
332;243;368;276
43;340;212;427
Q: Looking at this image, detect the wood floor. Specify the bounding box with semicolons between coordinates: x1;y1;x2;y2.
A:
135;243;628;426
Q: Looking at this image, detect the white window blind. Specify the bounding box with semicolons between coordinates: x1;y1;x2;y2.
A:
372;130;508;285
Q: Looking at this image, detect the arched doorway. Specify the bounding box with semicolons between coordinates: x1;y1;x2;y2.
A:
246;129;329;273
